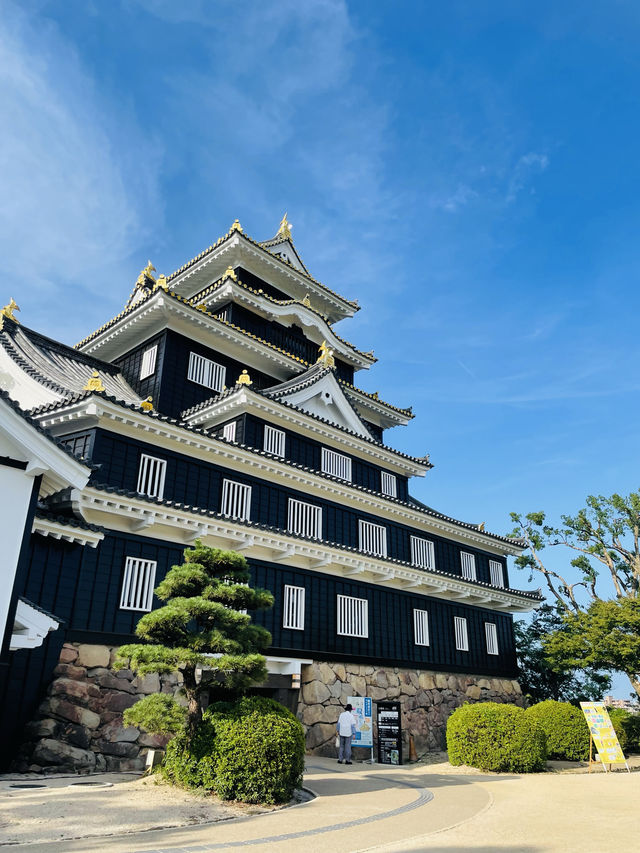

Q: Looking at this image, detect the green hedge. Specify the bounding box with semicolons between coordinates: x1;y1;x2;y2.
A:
447;702;546;772
525;700;589;761
606;708;640;753
163;696;305;804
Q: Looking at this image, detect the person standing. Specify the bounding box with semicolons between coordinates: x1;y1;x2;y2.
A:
336;703;357;765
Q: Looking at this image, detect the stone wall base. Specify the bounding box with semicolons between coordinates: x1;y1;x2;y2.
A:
13;643;177;774
297;661;524;757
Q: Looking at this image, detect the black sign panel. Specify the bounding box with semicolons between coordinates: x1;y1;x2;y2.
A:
376;701;402;765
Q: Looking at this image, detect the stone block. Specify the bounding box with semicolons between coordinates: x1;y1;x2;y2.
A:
86;667;112;678
60;722;92;749
53;664;87;680
47;698;101;729
133;673;161;694
100;723;140;743
386;670;400;687
25;718;58;739
302;680;331;705
50;678;100;701
435;674;448;689
478;678;491;690
418;673;436;690
96;674;136;693
76;645;110;668
329;680;343;699
116;669;134;681
138;732;171;748
501;680;515;695
511;681;522;694
102;691;140;713
60;644;79;664
466;685;482;700
375;670;389;689
369;686;387;701
351;675;366;696
447;676;459;690
317;663;337;685
333;664;346;682
305;723;335;750
33;738;96;770
401;684;417;696
96;740;140;758
386;686;401;699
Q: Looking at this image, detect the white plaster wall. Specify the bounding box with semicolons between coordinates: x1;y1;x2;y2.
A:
0;464;34;649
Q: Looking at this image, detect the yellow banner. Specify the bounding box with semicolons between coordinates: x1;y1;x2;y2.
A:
580;702;627;765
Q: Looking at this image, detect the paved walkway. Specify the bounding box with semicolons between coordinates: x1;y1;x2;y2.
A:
12;758;640;853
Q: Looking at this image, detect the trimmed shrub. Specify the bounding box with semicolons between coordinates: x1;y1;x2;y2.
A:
607;708;635;752
526;700;589;761
163;696;305;804
447;702;546;773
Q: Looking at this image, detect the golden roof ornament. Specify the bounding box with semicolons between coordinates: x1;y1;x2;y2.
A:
302;293;311;308
136;261;156;288
222;266;238;282
1;298;20;324
316;340;336;369
237;369;252;386
140;396;154;412
478;522;485;532
154;273;168;291
83;370;105;392
230;219;243;233
277;212;292;240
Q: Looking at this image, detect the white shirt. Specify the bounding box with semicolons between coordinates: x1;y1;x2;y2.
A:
337;710;356;736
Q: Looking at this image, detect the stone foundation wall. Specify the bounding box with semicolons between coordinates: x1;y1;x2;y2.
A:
14;643;178;774
297;661;524;756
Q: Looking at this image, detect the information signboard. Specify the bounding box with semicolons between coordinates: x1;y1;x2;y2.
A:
347;696;373;748
376;700;402;765
580;702;629;772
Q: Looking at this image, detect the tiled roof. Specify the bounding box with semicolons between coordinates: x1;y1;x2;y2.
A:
180;380;429;467
188;271;376;364
0;389;92;469
29;390;531;550
1;319;138;404
166;224;359;310
34;508;104;534
83;481;540;600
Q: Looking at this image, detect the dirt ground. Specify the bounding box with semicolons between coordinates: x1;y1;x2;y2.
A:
0;772;289;846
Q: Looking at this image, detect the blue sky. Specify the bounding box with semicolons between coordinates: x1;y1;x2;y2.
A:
2;1;639;692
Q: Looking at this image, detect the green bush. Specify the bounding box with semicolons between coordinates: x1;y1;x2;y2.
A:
525;700;589;761
163;696;305;804
606;708;639;752
447;702;546;773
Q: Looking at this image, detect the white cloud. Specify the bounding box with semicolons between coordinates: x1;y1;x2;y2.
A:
506;152;549;202
0;3;161;335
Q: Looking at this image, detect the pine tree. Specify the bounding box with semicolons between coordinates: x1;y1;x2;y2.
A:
115;541;274;736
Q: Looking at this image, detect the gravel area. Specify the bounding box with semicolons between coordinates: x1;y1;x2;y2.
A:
0;772;298;847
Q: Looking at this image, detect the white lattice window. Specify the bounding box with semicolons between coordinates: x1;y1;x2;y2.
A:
221;480;252;521
288;498;322;540
119;557;157;612
358;519;387;557
187;351;226;392
140;345;157;380
283;585;305;630
410;536;435;570
381;471;397;497
264;425;285;457
485;622;499;655
489;560;505;588
337;594;368;638
136;454;167;500
222;422;236;442
454;616;469;651
460;552;477;581
413;609;430;646
321;447;352;481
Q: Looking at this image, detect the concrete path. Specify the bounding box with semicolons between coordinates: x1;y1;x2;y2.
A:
11;758;640;852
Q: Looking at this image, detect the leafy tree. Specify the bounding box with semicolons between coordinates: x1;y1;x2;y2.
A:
514;604;611;703
511;490;640;697
115;541;274;736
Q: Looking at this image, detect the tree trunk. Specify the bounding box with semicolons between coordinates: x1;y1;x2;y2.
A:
181;665;203;736
627;674;640;699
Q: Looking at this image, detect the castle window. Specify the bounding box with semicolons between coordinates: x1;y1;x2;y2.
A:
139;345;157;380
381;471;397;497
454;616;469;651
485;622;499;655
460;552;477;581
136;454;167;500
337;594;368;638
321;447;352;481
489;560;505;588
358;519;387;557
222;421;236;442
283;585;305;630
264;425;285;457
221;479;252;521
119;557;157;612
187;351;226;392
288;498;322;540
413;609;430;646
410;536;435;570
